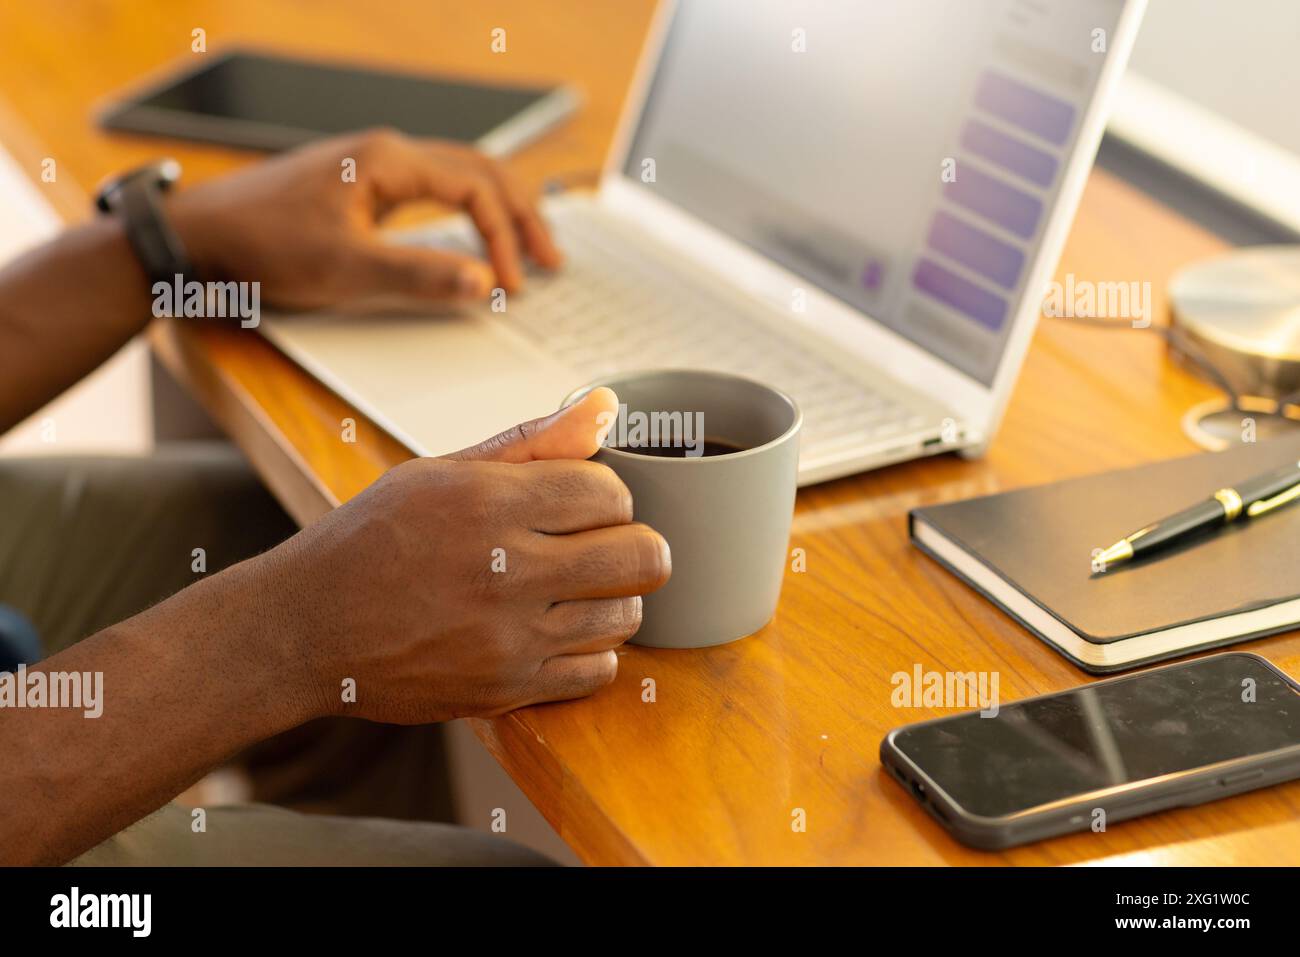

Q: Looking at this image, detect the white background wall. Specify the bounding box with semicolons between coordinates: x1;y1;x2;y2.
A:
1125;0;1300;158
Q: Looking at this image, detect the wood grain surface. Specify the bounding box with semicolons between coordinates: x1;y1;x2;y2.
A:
4;0;1297;865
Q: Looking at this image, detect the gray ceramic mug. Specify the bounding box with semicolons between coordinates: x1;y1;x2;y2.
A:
562;369;802;649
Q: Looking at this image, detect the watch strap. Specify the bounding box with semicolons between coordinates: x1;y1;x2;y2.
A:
96;163;197;288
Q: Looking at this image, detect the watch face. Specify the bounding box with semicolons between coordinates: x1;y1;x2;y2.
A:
95;159;182;211
155;158;183;185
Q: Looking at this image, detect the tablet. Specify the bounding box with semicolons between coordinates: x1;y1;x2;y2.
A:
99;49;580;156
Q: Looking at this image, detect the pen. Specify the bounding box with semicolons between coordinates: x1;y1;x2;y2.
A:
1096;458;1300;567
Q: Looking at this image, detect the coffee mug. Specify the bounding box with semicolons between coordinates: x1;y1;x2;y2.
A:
562;369;802;649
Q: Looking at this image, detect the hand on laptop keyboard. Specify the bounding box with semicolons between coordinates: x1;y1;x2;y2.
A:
169;127;561;311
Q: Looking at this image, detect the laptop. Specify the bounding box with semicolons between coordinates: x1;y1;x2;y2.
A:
263;0;1147;485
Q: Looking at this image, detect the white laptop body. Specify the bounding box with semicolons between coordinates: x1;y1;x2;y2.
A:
263;0;1147;485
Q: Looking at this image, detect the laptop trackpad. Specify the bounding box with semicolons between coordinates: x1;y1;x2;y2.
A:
261;311;580;458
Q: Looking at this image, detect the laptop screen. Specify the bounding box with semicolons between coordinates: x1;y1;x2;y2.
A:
622;0;1127;386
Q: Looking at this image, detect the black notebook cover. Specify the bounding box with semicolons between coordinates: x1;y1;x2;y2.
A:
910;435;1300;672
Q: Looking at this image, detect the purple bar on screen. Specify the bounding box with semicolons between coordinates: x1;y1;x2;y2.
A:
926;211;1025;289
974;72;1075;146
960;119;1058;187
913;258;1008;331
944;165;1042;239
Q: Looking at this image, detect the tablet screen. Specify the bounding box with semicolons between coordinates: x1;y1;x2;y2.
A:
105;51;558;149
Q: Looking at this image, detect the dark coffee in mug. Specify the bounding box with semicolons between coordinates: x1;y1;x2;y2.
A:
610;437;747;458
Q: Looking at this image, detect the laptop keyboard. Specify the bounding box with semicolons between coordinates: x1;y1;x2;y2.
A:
434;211;934;465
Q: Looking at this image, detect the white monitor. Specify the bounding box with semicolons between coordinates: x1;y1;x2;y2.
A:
1110;0;1300;235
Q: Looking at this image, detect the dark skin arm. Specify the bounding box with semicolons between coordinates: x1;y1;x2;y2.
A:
0;217;154;433
0;128;561;433
0;130;669;865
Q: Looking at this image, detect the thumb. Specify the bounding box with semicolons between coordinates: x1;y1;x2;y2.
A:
348;240;496;302
445;387;619;463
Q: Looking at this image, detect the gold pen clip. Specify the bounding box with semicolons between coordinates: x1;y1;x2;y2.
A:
1246;480;1300;517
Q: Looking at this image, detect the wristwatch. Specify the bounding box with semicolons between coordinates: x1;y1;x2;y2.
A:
94;159;197;287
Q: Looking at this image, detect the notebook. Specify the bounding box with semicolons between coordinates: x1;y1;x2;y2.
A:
910;435;1300;672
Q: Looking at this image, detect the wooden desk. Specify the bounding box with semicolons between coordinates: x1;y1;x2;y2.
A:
5;1;1299;865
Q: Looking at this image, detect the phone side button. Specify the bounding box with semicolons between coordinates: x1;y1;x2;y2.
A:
1219;769;1264;787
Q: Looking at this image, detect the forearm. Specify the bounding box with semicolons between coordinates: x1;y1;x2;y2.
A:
0;552;326;866
0;217;154;433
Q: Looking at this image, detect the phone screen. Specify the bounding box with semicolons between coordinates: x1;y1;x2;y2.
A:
893;654;1300;818
111;52;553;145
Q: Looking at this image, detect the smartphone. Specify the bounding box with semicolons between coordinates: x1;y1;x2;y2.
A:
880;652;1300;849
99;49;580;157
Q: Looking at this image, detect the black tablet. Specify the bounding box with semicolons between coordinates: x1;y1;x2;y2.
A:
99;49;579;156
